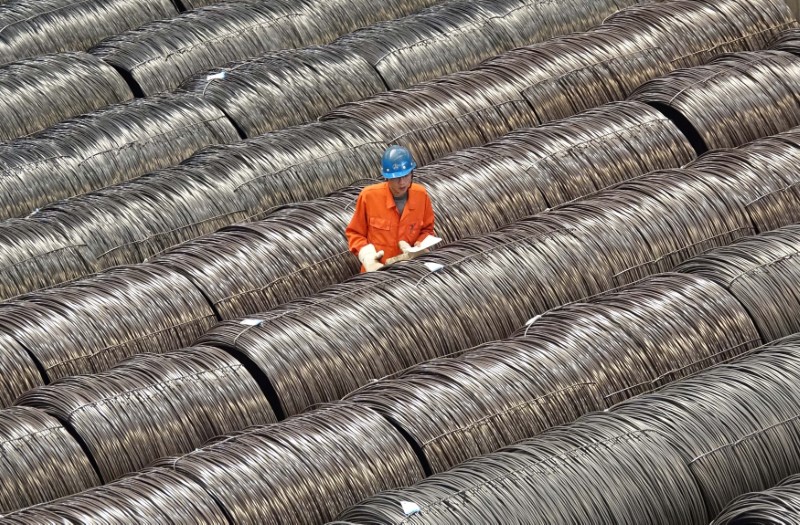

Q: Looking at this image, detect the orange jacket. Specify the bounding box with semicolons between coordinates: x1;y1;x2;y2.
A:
346;182;435;271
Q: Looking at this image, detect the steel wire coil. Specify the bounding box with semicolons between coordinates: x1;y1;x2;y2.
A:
0;264;217;382
333;0;632;90
678;225;800;343
0;467;228;524
145;404;424;524
628;50;800;152
16;346;276;482
155;100;693;319
90;0;440;96
0;52;132;141
0;93;239;220
197;163;755;417
0;0;177;64
712;474;800;524
335;338;800;524
0;331;41;408
771;28;800;55
345;273;761;473
0;406;99;514
181;46;386;137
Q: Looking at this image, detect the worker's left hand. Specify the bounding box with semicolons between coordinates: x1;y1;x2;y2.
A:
385;241;415;265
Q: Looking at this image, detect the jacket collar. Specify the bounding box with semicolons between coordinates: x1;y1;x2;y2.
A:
382;181;417;211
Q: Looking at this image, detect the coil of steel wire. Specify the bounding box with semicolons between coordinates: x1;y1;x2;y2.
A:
0;0;177;64
153;404;423;524
712;474;800;524
0;331;41;408
336;337;800;524
345;273;762;473
678;225;800;343
90;0;440;95
771;28;800;55
0;407;98;514
154;100;694;319
197;161;757;417
0;93;239;220
0;468;228;524
629;50;800;152
0;52;132;141
0;264;217;383
16;346;276;482
181;46;386;137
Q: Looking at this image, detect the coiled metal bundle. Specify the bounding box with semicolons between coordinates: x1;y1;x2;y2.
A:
712;474;800;524
90;0;439;95
333;0;632;90
0;468;228;524
629;50;800;152
345;273;762;473
0;93;239;220
150;404;424;524
0;406;98;514
0;264;217;382
155;100;693;319
336;338;800;524
0;331;41;408
0;0;177;64
197;163;754;417
0;52;132;141
771;28;800;54
0;219;96;300
181;46;386;137
16;346;276;482
678;225;800;343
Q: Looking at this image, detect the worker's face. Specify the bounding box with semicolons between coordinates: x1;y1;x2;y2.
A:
388;173;412;198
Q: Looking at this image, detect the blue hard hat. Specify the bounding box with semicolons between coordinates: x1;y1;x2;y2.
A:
381;145;417;179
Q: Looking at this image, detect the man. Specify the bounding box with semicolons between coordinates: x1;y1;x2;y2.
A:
346;145;435;272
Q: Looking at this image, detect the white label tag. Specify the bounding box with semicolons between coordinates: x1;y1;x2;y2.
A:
401;501;421;516
525;314;542;327
206;71;227;81
423;262;444;273
239;318;263;327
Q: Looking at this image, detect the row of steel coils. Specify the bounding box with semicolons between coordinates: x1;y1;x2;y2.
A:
1;13;800;525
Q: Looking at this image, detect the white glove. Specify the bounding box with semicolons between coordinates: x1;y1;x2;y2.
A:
358;244;384;272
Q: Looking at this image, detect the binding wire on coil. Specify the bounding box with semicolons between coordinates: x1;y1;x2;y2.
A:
628;50;800;152
181;46;386;137
0;407;99;514
336;337;800;524
678;225;800;343
0;93;240;220
712;474;800;524
154;100;694;319
0;0;177;64
197;164;755;417
0;52;132;141
89;0;439;96
0;468;228;524
345;273;762;474
148;404;424;524
15;346;277;482
0;264;217;381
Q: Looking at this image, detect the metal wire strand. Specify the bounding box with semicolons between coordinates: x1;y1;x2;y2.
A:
0;264;217;382
0;92;239;220
89;0;440;95
0;468;228;524
0;52;132;141
0;0;177;65
345;273;762;473
0;406;99;514
712;474;800;525
15;346;276;482
151;404;425;524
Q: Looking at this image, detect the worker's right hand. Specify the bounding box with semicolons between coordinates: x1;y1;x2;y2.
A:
358;244;384;272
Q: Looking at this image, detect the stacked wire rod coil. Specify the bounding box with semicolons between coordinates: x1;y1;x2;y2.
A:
712;474;800;524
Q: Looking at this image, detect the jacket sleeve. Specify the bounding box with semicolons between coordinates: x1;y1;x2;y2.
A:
345;191;370;256
418;190;435;243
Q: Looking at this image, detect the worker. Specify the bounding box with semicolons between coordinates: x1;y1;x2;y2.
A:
346;145;435;272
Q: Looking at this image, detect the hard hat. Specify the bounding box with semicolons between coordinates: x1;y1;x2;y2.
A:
381;145;417;179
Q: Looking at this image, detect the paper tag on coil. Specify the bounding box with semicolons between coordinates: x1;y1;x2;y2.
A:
423;262;444;273
239;318;263;327
206;71;227;81
525;314;542;327
400;501;421;516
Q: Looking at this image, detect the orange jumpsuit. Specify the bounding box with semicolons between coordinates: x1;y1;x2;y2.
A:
346;181;435;272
